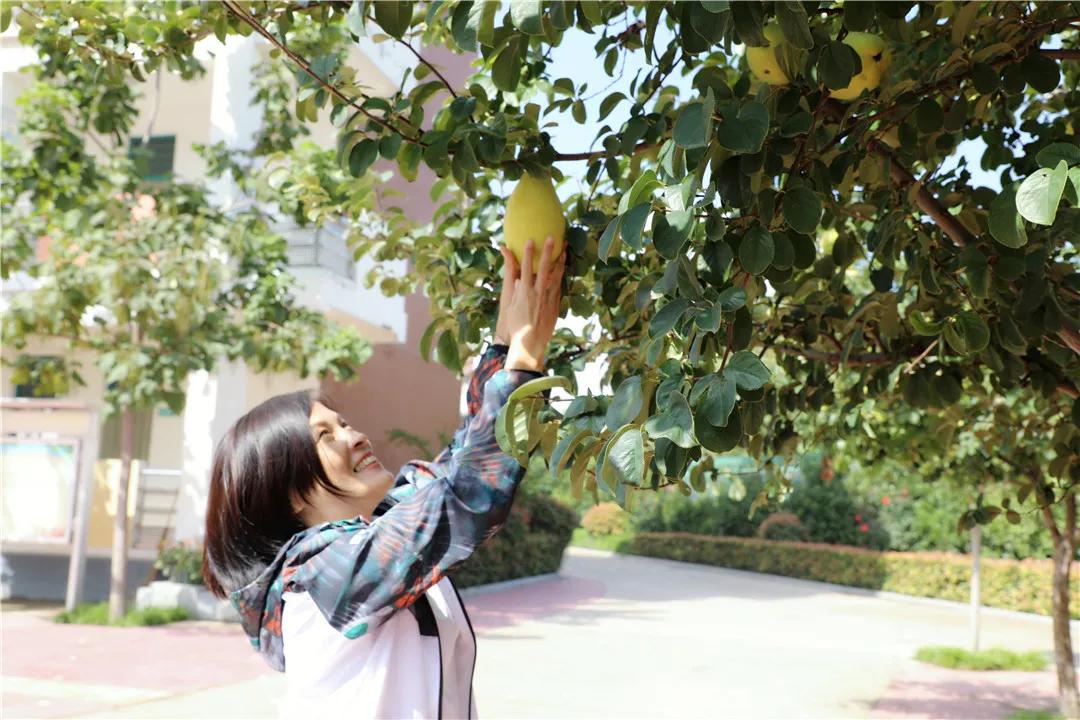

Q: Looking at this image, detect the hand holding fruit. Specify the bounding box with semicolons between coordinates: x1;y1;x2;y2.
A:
496;236;565;373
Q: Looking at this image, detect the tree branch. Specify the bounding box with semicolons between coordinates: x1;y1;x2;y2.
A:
554;142;659;163
400;39;458;99
221;0;423;144
771;344;898;366
1040;49;1080;61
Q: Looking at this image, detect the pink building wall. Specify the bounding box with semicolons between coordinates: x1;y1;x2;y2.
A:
322;46;476;472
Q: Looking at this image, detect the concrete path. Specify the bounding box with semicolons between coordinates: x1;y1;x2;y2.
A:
0;546;1064;719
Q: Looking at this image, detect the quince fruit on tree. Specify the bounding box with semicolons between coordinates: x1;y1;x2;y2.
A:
831;32;891;101
503;172;565;268
746;25;790;86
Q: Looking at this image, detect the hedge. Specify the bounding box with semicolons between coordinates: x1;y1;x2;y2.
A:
449;492;579;589
626;532;1075;618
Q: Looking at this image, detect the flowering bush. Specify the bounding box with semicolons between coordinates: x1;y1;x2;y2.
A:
581;502;630;537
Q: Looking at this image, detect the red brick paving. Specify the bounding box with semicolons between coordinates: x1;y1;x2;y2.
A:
870;660;1058;719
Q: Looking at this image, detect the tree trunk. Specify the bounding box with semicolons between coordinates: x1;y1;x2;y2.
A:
1045;490;1080;720
970;525;981;653
107;407;135;622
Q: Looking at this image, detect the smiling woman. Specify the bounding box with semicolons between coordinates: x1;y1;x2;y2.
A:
201;237;566;718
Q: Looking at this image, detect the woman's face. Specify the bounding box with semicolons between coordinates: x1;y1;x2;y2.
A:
294;401;395;526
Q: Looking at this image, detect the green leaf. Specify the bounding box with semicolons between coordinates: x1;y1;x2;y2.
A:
988;186;1027;249
702;374;737;426
782;187;822;235
717;287;747;311
674;102;711;149
471;0;498;47
694;302;722;333
1016;160;1068;226
373;0;413;39
696;407;742;453
551;426;593;477
604;425;646;487
508;375;574;402
492;36;524;92
775;1;813;50
716;102;770;154
644;391;696;448
579;0;603;25
739;225;774;275
916;98;943;133
1021;52;1060;93
843;1;874;30
649;298;691;338
348;138;379;177
510;0;544;34
572;99;586;123
1035;143;1080;169
598;216;622;261
418;318;441;361
436;329;461;372
606;376;644;431
950;2;979;45
599;92;626;121
347;0;367;38
818;41;859;90
398;142;422;181
724;351;771;390
653;210;694;260
780;111;813;137
619;203;651;251
730;0;767;46
943;311;990;355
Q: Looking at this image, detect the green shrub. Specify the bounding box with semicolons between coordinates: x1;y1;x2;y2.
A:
450;492;579;588
915;646;1047;671
632;476;768;537
757;512;809;542
626;532;1074;617
55;602;191;626
582;502;630;537
570;526;635;551
154;541;204;584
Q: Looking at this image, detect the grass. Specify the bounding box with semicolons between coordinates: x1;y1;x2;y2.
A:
1006;711;1061;720
54;602;191;627
915;646;1048;672
570;527;635;552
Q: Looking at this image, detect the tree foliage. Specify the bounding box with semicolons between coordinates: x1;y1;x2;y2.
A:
6;0;1079;534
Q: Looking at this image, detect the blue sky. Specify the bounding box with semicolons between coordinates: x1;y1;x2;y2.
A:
537;24;1002;198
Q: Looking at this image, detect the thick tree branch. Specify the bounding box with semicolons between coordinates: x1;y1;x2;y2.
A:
1040;49;1080;61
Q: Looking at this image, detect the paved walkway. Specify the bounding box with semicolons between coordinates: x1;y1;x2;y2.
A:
0;546;1064;718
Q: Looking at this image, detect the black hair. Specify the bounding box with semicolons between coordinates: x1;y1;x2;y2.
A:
202;390;346;598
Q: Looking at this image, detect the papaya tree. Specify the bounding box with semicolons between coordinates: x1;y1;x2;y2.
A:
6;0;1080;710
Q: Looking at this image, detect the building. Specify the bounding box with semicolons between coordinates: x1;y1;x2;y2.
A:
0;27;473;601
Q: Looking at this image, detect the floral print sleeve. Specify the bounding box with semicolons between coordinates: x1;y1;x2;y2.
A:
231;346;541;668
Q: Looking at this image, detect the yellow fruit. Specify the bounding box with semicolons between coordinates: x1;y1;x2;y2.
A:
831;32;890;102
503;172;565;268
831;62;881;101
746;25;790;86
846;31;892;73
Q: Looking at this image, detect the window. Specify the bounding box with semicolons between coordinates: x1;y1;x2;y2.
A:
12;355;66;398
128;135;176;182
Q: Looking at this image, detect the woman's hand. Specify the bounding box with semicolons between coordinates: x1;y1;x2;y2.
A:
495;237;565;372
